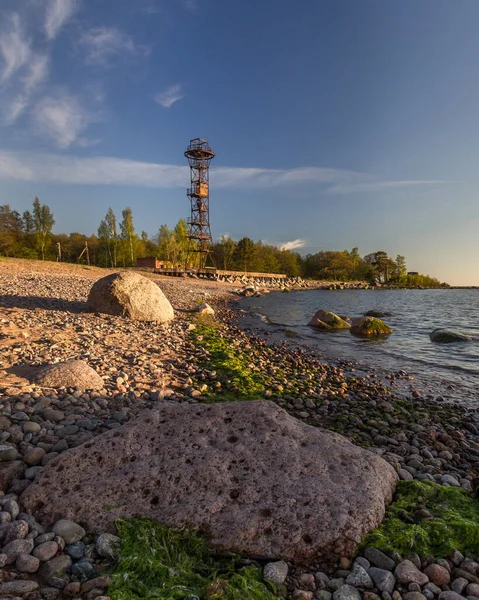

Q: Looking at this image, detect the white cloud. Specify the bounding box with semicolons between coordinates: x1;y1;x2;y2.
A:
182;0;198;12
45;0;78;41
24;54;49;94
6;54;50;124
328;180;447;195
155;84;184;108
5;97;29;124
0;13;31;83
33;94;95;148
279;239;308;251
0;150;450;194
79;27;148;66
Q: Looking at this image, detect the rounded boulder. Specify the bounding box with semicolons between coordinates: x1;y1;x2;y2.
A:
88;272;174;323
32;360;104;391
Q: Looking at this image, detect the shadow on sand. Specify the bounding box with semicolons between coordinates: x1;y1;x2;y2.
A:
0;295;88;313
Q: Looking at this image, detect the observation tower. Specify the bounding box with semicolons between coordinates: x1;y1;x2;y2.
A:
185;138;215;270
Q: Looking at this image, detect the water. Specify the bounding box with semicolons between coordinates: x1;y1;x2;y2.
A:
238;289;479;405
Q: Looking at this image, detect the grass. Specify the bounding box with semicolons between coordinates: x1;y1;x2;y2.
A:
190;316;265;400
108;519;280;600
362;480;479;557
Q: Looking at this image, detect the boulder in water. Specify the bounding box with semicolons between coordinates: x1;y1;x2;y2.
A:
429;329;472;344
364;310;395;318
88;272;174;323
21;400;398;564
309;310;351;330
351;316;392;336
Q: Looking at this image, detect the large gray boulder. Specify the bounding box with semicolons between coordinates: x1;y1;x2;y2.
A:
32;360;104;390
21;401;397;564
88;272;174;322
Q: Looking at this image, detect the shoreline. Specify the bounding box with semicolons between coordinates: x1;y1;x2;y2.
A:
1;261;479;599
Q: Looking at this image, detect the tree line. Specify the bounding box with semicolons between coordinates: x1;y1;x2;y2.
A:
0;200;445;286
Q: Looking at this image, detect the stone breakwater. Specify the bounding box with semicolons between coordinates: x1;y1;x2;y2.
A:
1;262;479;600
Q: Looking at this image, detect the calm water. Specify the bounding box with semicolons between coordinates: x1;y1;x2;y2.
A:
238;289;479;405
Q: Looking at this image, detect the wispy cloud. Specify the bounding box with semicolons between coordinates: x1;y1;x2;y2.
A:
6;54;50;124
44;0;78;41
279;239;308;251
155;84;184;108
328;180;447;195
79;27;149;66
33;94;98;148
0;151;449;195
0;13;31;83
182;0;198;12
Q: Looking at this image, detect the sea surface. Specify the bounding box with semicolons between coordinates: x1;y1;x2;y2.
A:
238;289;479;406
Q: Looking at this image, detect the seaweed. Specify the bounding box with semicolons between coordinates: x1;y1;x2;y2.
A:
109;519;280;600
362;480;479;557
190;316;265;400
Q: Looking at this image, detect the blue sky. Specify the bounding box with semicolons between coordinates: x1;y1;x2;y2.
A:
1;0;478;285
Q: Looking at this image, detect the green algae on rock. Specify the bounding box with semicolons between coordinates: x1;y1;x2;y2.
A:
362;481;479;557
109;519;279;600
351;317;392;336
190;316;264;399
309;310;351;330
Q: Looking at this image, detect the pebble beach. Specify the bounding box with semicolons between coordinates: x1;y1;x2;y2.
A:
1;259;479;600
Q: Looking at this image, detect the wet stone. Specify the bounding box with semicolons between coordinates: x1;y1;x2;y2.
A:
66;541;86;560
71;560;97;581
2;537;34;564
333;586;362;600
16;552;40;573
364;548;396;572
38;554;72;583
33;540;59;562
263;560;289;585
0;580;40;595
346;564;373;588
369;568;396;595
395;560;430;586
52;519;85;544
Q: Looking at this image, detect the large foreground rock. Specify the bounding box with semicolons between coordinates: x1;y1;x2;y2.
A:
21;401;397;563
88;272;174;322
32;360;104;390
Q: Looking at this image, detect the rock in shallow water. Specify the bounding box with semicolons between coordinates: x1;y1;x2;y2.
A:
21;400;398;563
429;329;472;344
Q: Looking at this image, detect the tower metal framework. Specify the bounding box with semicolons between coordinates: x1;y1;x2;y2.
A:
185;138;215;270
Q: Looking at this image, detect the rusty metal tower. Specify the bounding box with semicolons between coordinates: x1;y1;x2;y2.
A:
185;138;215;270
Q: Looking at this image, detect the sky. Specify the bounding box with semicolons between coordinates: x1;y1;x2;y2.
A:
1;0;479;285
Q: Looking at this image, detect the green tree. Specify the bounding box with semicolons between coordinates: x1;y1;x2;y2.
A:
157;224;174;264
364;251;390;283
174;218;189;268
120;207;136;266
105;208;118;267
32;197;55;260
234;237;256;272
0;205;24;256
395;255;407;282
